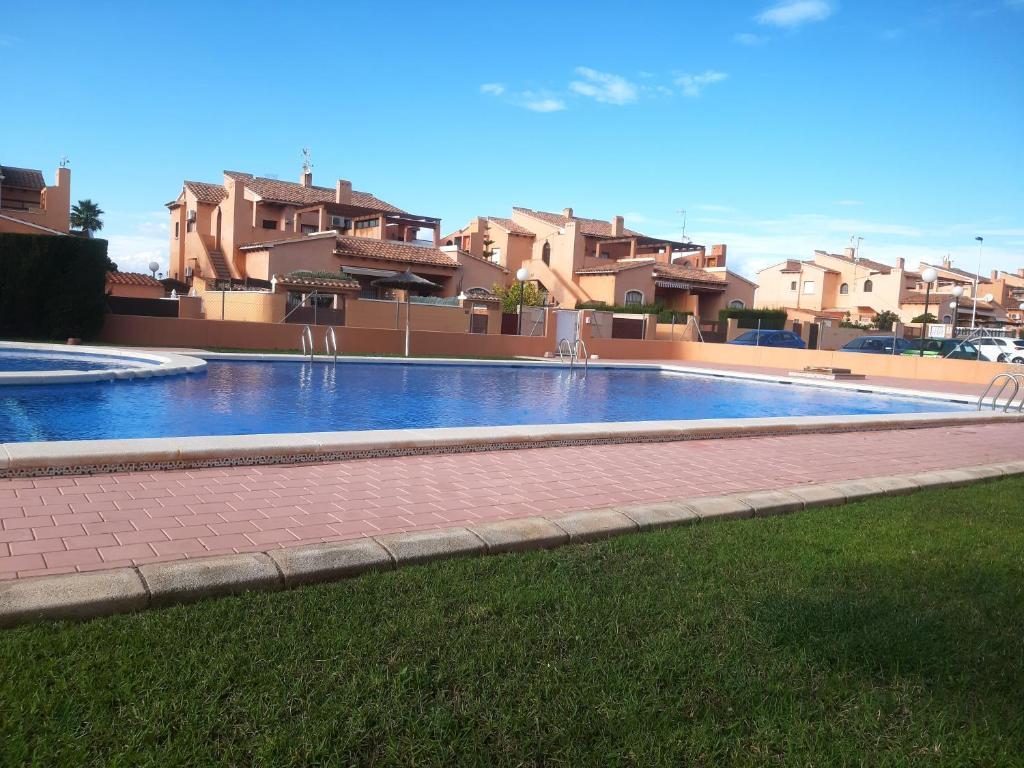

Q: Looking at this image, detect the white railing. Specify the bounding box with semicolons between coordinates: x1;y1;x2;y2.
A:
300;325;314;362
324;326;337;364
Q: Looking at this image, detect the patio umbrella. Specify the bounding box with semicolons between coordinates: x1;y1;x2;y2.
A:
371;269;441;357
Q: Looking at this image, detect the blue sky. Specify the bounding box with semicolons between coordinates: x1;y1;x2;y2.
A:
3;0;1022;280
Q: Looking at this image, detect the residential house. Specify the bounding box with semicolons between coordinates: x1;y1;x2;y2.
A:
756;249;1013;328
105;271;165;299
913;257;1008;327
166;168;506;298
445;207;756;318
0;163;72;236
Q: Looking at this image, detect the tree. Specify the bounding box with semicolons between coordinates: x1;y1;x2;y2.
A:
871;310;900;331
481;235;496;261
911;312;937;324
493;281;543;314
70;199;104;236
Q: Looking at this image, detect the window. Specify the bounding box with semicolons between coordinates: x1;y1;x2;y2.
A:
942;314;952;324
802;280;816;295
174;222;179;239
728;299;745;309
300;224;316;234
262;219;277;230
790;281;797;291
542;242;551;265
863;279;873;293
845;338;864;349
839;282;849;294
624;290;644;305
186;220;195;233
490;247;502;263
600;251;610;259
354;218;380;230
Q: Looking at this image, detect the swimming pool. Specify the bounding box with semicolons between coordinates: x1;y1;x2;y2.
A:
0;350;155;372
0;360;971;443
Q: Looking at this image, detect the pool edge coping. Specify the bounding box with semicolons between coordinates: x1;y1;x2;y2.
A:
3;459;1022;629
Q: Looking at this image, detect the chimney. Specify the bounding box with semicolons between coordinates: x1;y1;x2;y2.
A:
562;207;574;219
942;255;951;269
843;246;856;259
1018;268;1024;278
610;215;624;237
991;269;999;281
711;244;727;262
895;257;905;270
301;170;313;187
335;179;352;205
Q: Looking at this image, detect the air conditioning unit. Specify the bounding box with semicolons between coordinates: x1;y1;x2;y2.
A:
186;209;197;222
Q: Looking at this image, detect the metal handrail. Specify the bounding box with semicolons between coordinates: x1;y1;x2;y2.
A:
574;338;589;371
977;372;1022;412
325;326;337;364
557;337;574;365
300;325;314;362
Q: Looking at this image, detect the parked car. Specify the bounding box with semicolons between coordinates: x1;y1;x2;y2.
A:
971;336;1019;362
901;339;983;360
728;330;806;349
1009;339;1024;364
838;336;911;354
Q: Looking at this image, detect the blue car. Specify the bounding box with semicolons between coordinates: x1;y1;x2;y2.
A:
728;329;806;349
838;335;911;354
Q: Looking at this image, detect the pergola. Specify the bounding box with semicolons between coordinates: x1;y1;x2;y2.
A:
594;236;703;260
293;201;441;244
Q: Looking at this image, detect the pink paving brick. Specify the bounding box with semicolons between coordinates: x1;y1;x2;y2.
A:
1;422;1023;580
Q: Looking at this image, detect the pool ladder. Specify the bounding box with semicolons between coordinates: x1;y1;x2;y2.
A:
977;372;1024;412
300;325;338;365
557;337;589;371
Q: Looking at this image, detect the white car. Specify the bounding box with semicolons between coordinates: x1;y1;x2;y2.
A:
1007;339;1024;364
971;337;1020;363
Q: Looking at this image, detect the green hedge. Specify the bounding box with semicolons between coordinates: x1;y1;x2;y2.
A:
576;301;691;324
0;233;111;339
718;307;788;330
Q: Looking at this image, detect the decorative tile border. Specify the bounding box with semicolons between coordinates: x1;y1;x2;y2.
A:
0;341;206;386
3;459;1022;629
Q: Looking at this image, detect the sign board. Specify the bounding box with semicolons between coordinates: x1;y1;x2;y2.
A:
926;323;947;339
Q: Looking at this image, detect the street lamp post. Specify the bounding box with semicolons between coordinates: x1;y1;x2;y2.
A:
920;268;938;356
515;266;530;334
950;285;964;336
971;236;983;329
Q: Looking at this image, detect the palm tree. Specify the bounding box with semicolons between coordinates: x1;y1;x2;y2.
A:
70;199;104;237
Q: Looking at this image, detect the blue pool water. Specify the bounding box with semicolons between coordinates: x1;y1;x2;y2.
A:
0;350;152;372
0;361;970;443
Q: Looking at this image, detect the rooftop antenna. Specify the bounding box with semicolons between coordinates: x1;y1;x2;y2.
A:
301;148;313;174
59;155;70;168
676;209;690;243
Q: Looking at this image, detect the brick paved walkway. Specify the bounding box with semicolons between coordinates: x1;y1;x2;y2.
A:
2;422;1021;580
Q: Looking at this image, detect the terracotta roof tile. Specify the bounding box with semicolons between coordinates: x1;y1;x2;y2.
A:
653;262;727;283
106;271;162;287
224;171;407;214
333;235;459;268
921;262;992;284
575;259;654;275
273;274;360;291
513;207;644;238
816;250;893;274
486;217;534;236
0;165;45;190
902;291;998;309
184;181;227;204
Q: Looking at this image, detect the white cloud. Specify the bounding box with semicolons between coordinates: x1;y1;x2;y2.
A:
675;70;729;97
519;92;567;112
733;32;765;45
480;83;505;96
568;67;638;105
756;0;835;28
104;213;170;274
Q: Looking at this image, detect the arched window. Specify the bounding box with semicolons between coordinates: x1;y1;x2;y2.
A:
542;242;551;265
863;279;873;293
624;290;644;305
839;283;849;295
728;299;745;309
942;314;952;324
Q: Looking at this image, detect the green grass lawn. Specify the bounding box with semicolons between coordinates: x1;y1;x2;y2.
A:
2;479;1022;766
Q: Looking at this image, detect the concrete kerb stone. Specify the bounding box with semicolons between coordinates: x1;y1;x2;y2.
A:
683;495;754;522
913;468;979;490
783;484;847;508
616;501;700;531
0;568;148;628
267;538;394;588
139;553;282;609
375;527;486;566
736;490;805;517
547;508;639;542
859;475;921;496
829;479;890;503
468;518;569;554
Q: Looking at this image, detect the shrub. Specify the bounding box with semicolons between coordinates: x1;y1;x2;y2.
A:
840;321;871;330
576;301;690;323
911;312;937;324
872;310;900;331
718;307;788;330
493;282;543;314
0;233;110;339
